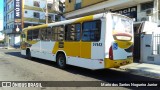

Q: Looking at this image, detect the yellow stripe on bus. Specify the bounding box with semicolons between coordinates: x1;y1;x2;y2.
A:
27;40;38;44
115;40;133;49
52;42;60;54
74;15;94;23
23;24;48;31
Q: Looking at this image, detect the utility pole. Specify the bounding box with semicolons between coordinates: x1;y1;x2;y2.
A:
46;0;48;24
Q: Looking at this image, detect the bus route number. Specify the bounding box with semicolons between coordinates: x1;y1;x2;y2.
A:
93;43;102;47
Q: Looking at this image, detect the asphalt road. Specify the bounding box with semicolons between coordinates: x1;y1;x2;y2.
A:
0;49;159;90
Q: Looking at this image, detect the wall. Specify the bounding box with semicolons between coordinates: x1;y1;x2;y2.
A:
65;0;156;22
65;0;76;12
24;0;46;8
65;0;105;13
24;0;60;23
82;0;105;8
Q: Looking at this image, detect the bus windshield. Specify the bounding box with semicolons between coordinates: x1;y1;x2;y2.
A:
112;15;133;41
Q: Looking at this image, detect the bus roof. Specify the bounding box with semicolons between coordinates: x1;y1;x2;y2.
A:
23;12;132;31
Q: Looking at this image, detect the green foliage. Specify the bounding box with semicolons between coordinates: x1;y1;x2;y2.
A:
0;40;4;44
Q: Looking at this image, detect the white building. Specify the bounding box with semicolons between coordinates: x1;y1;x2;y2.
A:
0;33;4;41
3;0;64;47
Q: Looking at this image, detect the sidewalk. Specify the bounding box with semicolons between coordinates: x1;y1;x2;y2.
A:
119;63;160;79
0;46;18;49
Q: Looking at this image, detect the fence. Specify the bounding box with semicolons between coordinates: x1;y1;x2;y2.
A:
152;34;160;55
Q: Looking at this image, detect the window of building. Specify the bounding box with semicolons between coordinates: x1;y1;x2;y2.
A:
25;11;28;14
59;1;64;12
65;23;81;41
7;15;9;20
55;15;61;21
11;2;13;8
6;16;7;21
10;25;12;29
48;15;53;23
48;15;52;20
11;12;13;19
141;2;154;11
75;0;81;10
7;5;9;10
82;20;101;41
48;5;52;10
33;12;40;18
69;0;71;3
34;1;40;7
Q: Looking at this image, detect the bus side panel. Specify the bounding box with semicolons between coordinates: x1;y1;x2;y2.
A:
30;41;56;61
67;57;104;70
91;18;106;60
31;50;56;61
51;41;104;70
52;42;92;59
63;42;80;57
80;42;91;59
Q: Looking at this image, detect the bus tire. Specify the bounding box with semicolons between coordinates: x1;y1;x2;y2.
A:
56;53;66;69
26;49;32;60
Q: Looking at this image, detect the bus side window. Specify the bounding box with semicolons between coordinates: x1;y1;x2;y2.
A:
65;23;81;41
32;29;39;40
27;30;33;41
82;20;101;42
40;28;47;41
47;27;52;41
58;26;64;41
52;26;64;41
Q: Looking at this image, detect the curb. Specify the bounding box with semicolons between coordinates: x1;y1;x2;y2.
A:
119;66;160;79
0;47;18;49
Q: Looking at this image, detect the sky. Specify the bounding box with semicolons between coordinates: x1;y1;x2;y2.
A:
0;0;4;39
0;0;3;31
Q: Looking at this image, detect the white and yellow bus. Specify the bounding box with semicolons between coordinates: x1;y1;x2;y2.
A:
21;12;134;70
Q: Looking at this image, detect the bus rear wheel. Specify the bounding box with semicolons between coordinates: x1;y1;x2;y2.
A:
57;53;66;69
26;49;32;60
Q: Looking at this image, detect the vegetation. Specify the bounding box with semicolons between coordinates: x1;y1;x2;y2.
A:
0;40;4;44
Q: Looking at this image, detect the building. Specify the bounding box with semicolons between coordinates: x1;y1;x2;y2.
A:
3;0;64;47
0;33;4;41
65;0;159;27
